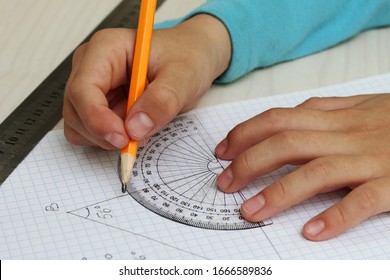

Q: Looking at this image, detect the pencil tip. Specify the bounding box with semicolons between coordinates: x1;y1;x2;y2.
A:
122;182;127;193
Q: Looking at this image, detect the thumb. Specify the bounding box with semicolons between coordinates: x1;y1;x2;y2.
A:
125;62;211;140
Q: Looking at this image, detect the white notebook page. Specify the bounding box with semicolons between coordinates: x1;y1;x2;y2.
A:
1;73;390;259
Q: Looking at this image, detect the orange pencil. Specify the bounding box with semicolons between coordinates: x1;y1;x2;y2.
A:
121;0;157;193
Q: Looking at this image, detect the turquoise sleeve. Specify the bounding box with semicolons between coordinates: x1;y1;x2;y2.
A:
155;0;390;83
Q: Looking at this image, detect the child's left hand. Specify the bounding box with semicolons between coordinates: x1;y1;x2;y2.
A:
215;93;390;241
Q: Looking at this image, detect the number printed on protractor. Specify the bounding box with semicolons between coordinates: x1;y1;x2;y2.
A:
127;115;272;230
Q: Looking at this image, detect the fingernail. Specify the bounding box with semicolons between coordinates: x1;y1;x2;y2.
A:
127;112;154;139
242;194;265;215
304;219;325;237
104;133;126;149
215;138;228;157
218;167;233;190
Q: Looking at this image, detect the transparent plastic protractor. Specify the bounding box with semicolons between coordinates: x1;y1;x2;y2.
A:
128;115;268;230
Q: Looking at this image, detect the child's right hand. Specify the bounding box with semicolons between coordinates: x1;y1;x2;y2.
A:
63;14;231;150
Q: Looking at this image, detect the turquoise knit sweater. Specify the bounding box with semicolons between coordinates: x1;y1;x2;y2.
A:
156;0;390;83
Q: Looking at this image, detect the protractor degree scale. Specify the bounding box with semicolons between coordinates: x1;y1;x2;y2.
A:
127;115;272;230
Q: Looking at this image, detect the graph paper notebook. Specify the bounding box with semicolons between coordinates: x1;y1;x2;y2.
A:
1;73;390;260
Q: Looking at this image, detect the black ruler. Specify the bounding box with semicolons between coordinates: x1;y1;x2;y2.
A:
0;0;165;184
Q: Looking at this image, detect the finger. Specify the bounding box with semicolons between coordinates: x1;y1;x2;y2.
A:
125;61;210;140
217;130;349;192
297;94;373;110
63;123;96;147
239;155;382;223
302;177;390;241
215;107;353;160
64;29;133;148
64;90;126;150
63;97;120;149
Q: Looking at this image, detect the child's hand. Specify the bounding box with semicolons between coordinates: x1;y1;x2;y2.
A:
215;94;390;241
63;15;231;150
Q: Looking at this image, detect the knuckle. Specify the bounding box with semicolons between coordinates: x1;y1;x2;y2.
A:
263;108;289;128
226;123;246;143
89;29;112;44
89;28;130;52
300;97;322;108
72;43;87;65
329;204;348;227
239;151;257;175
274;130;300;148
153;85;182;117
270;179;288;201
304;158;332;182
353;187;378;214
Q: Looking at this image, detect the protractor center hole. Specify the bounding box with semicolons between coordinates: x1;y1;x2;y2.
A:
207;159;230;175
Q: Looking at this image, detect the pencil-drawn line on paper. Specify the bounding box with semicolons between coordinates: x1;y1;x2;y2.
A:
67;195;209;260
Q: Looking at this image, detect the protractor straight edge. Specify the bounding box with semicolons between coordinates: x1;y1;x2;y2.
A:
0;0;165;184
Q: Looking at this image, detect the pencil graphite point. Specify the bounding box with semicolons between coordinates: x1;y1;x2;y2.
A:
120;152;136;191
122;182;127;193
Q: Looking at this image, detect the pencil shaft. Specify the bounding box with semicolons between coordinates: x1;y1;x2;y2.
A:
126;0;157;113
121;0;156;188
